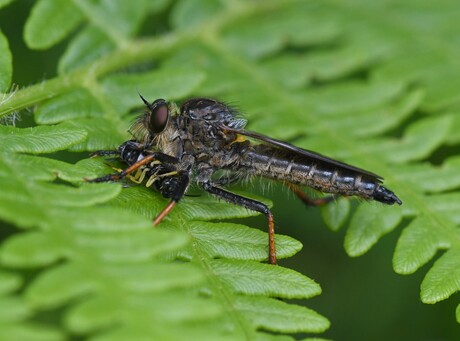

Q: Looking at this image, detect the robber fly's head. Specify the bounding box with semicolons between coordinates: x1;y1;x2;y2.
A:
130;95;177;143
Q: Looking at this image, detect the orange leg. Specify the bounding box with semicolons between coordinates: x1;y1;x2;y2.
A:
267;212;276;265
86;155;156;183
286;183;336;206
153;200;177;226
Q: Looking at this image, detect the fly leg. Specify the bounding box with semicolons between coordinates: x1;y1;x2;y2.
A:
89;150;120;158
199;181;277;265
153;171;190;226
86;154;157;183
89;149;123;175
86;152;179;183
287;183;337;207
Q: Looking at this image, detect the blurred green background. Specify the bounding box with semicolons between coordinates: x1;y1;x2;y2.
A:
1;0;459;340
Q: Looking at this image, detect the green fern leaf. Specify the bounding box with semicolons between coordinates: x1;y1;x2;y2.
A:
1;0;460;339
24;0;83;49
234;296;329;333
0;269;21;294
179;221;301;260
420;248;460;304
209;259;320;298
0;125;87;152
345;204;403;257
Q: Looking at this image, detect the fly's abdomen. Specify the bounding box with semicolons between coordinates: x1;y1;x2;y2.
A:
241;146;401;205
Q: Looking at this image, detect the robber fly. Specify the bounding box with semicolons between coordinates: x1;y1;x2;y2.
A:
89;95;402;265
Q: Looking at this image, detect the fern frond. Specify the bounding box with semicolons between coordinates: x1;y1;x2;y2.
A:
1;0;459;339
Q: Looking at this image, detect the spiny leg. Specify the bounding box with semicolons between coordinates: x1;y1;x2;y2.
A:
200;181;277;265
286;183;337;207
86;155;156;183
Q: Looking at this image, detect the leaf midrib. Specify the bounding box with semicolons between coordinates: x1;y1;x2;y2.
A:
174;212;254;340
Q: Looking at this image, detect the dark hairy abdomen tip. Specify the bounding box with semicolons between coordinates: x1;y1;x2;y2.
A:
373;185;402;205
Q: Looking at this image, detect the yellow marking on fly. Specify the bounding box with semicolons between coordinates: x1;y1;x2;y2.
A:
128;169;141;183
127;161;162;183
159;171;179;178
129;167;150;184
230;134;247;145
145;174;157;188
145;170;179;188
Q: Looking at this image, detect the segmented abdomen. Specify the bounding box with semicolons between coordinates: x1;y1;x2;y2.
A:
240;146;401;205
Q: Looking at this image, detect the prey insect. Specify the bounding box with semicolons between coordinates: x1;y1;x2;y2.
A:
89;96;402;265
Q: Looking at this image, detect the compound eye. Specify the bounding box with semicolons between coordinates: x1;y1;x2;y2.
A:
149;99;169;133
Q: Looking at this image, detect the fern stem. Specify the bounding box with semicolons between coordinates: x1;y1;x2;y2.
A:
175;215;255;340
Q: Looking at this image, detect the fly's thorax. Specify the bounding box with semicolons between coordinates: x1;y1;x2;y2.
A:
177;98;246;152
180;98;238;124
177;116;235;158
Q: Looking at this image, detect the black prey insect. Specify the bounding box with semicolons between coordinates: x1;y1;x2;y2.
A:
89;96;402;265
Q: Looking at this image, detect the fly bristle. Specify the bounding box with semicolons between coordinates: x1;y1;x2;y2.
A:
129;114;149;142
